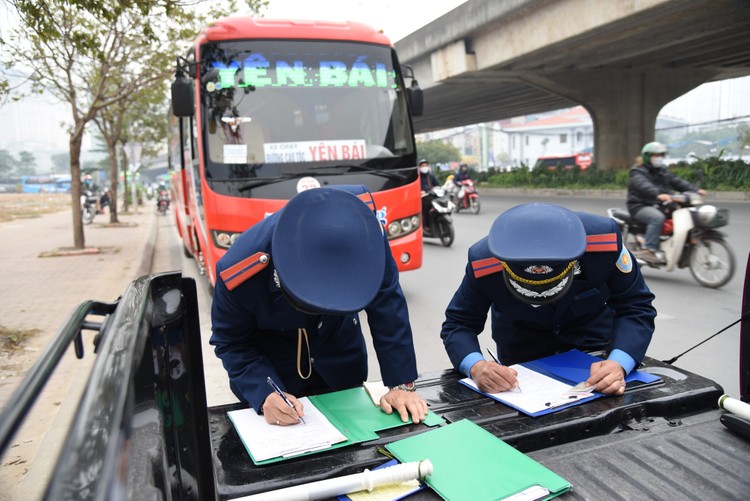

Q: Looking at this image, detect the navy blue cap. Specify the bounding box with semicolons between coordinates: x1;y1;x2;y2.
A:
489;203;586;305
272;187;386;314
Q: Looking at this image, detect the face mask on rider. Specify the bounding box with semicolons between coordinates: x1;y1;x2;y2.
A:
650;156;666;168
420;166;430;174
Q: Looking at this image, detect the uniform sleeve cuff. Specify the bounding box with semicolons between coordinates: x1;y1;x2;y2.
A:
459;352;485;377
608;349;636;375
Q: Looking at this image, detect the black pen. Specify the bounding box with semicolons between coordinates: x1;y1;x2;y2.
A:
266;376;305;424
486;348;522;392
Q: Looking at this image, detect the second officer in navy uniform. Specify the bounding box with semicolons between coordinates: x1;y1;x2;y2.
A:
441;203;656;396
210;186;428;426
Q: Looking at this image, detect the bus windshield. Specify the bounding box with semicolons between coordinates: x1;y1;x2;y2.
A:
199;40;416;190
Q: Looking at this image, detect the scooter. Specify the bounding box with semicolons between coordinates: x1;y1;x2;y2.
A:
608;193;735;288
454;179;481;214
81;190;98;225
157;189;170;215
422;186;456;247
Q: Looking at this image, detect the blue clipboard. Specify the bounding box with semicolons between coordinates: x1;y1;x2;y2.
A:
460;349;662;417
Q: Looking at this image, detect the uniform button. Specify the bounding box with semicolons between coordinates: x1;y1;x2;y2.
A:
259;254;269;264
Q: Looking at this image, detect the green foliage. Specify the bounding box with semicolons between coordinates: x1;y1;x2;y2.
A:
483;158;750;191
416;140;461;165
0;149;16;176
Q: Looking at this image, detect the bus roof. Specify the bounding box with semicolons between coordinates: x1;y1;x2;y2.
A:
197;17;393;46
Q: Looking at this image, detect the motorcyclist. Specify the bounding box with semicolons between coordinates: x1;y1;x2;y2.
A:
419;159;439;231
453;163;473;202
156;184;170;212
626;142;705;265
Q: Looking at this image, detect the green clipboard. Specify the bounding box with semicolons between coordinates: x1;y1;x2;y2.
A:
233;386;445;465
386;419;571;501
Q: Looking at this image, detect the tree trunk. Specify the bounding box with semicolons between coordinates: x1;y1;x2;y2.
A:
107;141;120;224
122;151;130;213
69;130;85;249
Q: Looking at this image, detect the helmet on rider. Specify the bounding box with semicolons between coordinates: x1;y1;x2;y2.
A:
459;163;468;173
641;142;667;166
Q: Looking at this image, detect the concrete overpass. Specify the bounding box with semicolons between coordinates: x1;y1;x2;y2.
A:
395;0;750;169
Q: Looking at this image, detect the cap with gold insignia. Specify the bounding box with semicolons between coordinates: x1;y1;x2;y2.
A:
489;203;586;305
272;186;386;315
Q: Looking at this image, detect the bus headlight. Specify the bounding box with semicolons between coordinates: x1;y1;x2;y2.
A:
212;230;242;250
385;213;421;240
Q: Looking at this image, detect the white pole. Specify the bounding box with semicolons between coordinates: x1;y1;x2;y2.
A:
234;459;433;501
718;394;750;421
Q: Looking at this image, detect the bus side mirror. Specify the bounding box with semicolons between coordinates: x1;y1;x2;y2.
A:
406;79;423;117
171;77;194;117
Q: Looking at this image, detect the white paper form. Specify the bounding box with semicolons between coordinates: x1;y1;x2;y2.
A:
228;397;347;462
461;365;592;415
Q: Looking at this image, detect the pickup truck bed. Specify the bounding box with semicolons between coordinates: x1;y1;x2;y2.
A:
208;360;748;500
1;271;748;500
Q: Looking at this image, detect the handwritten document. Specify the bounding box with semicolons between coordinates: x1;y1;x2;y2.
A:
228;397;347;462
461;365;593;415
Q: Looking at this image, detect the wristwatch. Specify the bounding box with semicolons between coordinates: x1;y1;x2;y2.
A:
389;382;416;392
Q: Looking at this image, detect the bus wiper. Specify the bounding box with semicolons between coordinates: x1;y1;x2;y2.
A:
238;172;325;191
313;164;414;181
238;175;297;192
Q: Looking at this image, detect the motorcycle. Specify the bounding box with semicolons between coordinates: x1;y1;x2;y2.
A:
422;186;456;247
81;190;98;225
608;193;735;288
157;189;170;215
453;179;481;214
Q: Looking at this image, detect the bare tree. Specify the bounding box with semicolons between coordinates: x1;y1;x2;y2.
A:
2;0;267;247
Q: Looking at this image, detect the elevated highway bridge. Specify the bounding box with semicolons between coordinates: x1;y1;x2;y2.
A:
395;0;750;168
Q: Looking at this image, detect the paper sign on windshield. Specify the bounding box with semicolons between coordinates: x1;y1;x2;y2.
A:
264;140;367;163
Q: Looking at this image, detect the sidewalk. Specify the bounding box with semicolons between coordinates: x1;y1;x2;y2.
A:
0;206;157;500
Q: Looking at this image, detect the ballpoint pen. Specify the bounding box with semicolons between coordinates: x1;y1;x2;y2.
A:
486;348;522;392
267;376;306;424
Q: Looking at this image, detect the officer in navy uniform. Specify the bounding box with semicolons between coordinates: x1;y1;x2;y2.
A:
441;203;656;395
210;186;428;426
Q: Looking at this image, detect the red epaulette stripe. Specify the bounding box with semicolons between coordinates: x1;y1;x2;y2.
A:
472;257;503;278
220;252;269;291
586;233;618;252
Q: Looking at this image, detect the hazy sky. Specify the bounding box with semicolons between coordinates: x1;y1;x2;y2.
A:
259;0;467;41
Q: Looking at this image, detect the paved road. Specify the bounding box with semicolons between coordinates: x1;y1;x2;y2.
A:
155;191;750;402
0;205;154;501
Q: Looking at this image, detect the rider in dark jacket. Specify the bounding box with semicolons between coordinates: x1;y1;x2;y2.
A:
419;159;439;230
626;142;704;264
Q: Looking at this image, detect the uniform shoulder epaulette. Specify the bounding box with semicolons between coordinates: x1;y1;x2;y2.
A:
585;233;618;252
472;257;503;279
220;252;269;291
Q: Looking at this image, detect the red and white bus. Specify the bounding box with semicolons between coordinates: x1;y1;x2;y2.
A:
169;17;424;286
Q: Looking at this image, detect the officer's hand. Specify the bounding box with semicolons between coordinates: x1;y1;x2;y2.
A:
470;360;519;393
262;392;305;426
586;360;626;395
380;390;429;423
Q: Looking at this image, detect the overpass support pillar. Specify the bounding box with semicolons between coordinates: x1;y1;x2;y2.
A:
524;70;716;169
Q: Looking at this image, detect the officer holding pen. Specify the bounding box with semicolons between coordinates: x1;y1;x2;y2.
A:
210;186;428;426
441;203;657;396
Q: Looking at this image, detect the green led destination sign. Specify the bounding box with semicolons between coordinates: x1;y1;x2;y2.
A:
208;53;396;89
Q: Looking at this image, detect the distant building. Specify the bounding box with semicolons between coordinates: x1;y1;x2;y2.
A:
417;106;690;171
500;107;593;169
0;94;70;173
